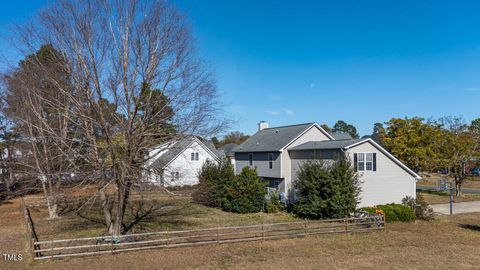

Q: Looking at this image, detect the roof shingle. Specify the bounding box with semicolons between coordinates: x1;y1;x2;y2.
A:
234;123;315;152
289;138;368;151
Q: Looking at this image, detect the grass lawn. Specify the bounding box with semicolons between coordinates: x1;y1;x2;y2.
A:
417;173;480;189
419;190;480;205
28;191;298;241
2;195;480;269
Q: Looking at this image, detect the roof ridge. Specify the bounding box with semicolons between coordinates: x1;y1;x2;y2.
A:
262;122;315;130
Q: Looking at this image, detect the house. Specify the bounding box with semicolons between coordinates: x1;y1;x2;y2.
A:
217;143;238;166
145;136;219;186
234;122;421;207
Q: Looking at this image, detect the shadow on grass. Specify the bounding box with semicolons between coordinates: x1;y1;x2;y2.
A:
418;190;450;196
458;224;480;232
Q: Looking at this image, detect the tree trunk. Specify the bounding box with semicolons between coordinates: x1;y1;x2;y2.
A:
455;181;462;197
99;189;114;234
47;197;59;219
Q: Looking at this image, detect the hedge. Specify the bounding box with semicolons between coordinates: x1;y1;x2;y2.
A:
361;203;415;223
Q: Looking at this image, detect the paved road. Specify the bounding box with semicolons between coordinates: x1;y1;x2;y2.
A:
430;201;480;215
417;185;480;194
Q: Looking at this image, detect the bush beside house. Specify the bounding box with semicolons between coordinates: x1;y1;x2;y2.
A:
193;158;234;208
292;158;361;219
401;194;434;221
193;158;266;213
222;167;266;213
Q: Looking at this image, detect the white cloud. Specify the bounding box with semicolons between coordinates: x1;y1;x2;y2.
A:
266;111;280;116
284;109;294;116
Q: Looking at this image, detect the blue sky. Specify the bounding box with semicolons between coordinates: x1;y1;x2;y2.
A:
2;1;480;136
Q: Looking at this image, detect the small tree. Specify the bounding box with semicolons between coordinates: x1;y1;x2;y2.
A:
193;157;234;207
222;167;266;213
292;158;360;219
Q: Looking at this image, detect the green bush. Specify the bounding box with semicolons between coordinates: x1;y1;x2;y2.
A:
402;194;434;221
192;157;234;207
265;191;284;213
292;157;360;219
222;167;267;213
361;204;415;223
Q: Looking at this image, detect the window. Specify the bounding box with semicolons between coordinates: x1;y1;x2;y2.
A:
195;152;199;161
268;153;274;169
366;153;373;171
248;153;253;166
357;153;365;171
268;179;280;189
191;152;199;161
355;152;376;171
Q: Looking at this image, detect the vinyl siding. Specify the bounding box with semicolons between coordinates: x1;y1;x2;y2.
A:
146;140;217;186
282;126;333;199
345;141;416;207
290;149;340;181
235;152;281;178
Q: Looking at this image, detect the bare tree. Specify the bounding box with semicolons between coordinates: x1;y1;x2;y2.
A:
8;0;226;234
4;45;77;218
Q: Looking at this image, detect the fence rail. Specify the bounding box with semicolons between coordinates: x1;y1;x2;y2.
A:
30;214;385;260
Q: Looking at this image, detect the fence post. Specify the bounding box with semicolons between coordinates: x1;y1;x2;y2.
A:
50;239;54;260
383;214;386;231
216;219;220;244
111;238;114;255
21;198;33;259
344;219;348;234
166;228;169;248
262;218;265;241
304;219;308;235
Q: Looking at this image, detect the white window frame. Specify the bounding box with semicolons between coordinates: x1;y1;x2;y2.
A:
268;153;274;169
357;152;374;172
195;152;199;161
191;152;195;161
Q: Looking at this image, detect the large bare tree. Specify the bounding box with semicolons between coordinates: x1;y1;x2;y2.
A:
7;0;226;234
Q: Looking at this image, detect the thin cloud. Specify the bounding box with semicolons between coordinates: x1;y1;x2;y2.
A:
266;111;280;116
309;83;315;90
284;109;294;116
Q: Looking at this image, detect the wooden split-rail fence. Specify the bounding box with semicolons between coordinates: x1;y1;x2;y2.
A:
24;210;385;260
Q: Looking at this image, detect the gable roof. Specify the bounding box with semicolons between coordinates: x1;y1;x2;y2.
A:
289;138;367;151
330;132;353;140
234;123;333;152
289;138;421;179
149;136;219;169
218;143;238;157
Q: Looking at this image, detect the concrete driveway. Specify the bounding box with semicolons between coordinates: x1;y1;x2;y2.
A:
431;201;480;215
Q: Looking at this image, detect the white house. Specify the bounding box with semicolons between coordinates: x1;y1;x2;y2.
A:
145;136;219;186
234;122;421;207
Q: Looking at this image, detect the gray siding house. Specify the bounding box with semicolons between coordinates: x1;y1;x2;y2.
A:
234;122;421;207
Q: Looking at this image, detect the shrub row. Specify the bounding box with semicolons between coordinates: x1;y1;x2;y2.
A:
361;204;415;223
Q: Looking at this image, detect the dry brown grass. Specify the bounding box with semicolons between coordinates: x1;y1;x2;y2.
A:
418;173;480;189
2;194;480;270
419;191;480;205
